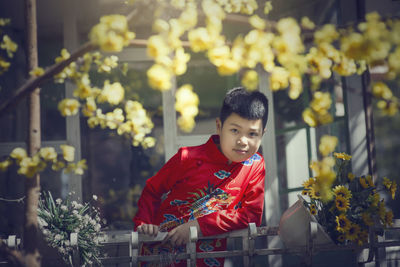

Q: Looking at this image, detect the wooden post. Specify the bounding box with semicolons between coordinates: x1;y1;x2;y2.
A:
23;0;42;266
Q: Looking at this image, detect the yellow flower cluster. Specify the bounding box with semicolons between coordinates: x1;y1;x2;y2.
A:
215;0;258;15
372;82;399;116
0;146;86;178
146;4;195;91
89;15;135;52
0;19;17;74
175;84;199;132
302;92;333;127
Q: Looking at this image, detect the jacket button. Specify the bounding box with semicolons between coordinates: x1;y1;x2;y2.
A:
197;160;203;166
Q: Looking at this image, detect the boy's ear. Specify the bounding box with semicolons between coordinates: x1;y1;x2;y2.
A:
216;118;222;134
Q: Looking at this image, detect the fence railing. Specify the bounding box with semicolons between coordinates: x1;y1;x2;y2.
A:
1;220;399;266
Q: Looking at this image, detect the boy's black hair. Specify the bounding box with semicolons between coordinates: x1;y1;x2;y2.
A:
219;87;269;129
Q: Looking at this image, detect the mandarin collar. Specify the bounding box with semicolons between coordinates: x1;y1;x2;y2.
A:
205;135;239;166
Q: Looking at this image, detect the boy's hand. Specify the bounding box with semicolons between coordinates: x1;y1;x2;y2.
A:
136;223;159;237
163;220;202;247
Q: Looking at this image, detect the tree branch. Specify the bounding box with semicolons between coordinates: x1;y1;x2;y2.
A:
0;196;25;203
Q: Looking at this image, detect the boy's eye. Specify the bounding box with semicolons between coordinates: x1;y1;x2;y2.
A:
249;132;259;137
230;129;238;134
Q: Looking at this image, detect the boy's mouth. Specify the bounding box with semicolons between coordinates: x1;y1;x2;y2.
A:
233;149;248;154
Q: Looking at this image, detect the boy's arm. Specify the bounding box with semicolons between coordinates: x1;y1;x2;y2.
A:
133;148;185;230
197;162;266;236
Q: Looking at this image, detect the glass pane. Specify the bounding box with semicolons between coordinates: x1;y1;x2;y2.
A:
81;68;165;230
176;57;239;136
373;83;400;218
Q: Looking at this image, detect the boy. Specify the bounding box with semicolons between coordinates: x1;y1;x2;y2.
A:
133;87;269;266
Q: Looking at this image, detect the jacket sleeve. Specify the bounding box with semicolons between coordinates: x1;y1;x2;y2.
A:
133;148;185;229
197;160;266;236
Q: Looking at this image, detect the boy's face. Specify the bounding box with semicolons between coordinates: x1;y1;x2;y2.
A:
216;112;264;164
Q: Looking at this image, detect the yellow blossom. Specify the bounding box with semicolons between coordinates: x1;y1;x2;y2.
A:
264;1;273;15
1;35;18;57
29;67;45;77
217;59;240;75
249;15;266;30
301;17;315;30
188;27;213;52
18;157;40;178
288;73;303;99
319;135;338;156
98;55;118;73
10;147;28;162
98;80;125;105
310;92;332;113
152;19;169;33
60;145;75;162
52;160;65;171
89;15;135;52
82;97;97;117
372;82;393;100
147;64;172;91
333;152;352;161
147;35;170;60
0;160;12;171
172;47;190;75
270;67;289;91
39;147;57;162
241;70;259;91
58;98;80;117
177;115;196;133
314;24;339;44
302;108;318;127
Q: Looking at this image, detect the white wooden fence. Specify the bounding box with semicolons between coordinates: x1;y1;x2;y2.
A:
1;220;399;266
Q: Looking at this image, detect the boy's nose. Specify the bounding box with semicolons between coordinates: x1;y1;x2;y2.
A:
237;136;247;145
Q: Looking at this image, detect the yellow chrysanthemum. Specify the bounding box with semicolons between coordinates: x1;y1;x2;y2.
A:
336;214;351;233
347;172;355;182
346;223;361;241
333;152;352;161
361;212;374;226
18;157;40;178
302;177;315;189
335;195;350;212
383;177;397;199
333;185;352;200
359;176;370;189
385;210;394;227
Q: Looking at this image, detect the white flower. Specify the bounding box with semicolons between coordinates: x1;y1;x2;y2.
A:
56;198;62;205
61;205;67;211
64;240;70;247
92;195;98;201
55;234;62;241
72;210;78;215
38;217;48;227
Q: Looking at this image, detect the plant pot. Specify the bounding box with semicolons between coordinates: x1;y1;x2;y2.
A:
279;195;333;248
